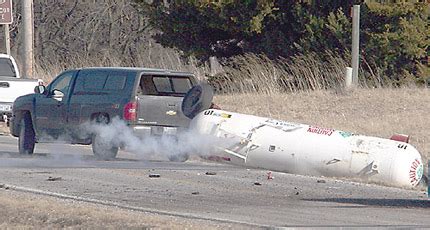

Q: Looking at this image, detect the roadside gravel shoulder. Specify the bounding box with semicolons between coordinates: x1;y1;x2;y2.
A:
0;189;246;229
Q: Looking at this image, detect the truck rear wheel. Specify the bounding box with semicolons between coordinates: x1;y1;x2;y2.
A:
18;113;35;155
91;114;118;160
168;153;189;162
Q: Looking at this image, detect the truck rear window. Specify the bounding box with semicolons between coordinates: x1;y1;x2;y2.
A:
0;58;16;77
139;75;193;96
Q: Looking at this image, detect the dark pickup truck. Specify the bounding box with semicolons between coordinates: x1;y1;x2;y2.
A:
10;67;198;160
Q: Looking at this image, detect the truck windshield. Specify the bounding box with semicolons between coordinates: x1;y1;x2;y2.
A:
0;58;16;77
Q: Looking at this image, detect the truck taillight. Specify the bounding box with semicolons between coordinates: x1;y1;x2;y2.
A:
209;103;221;110
124;102;137;121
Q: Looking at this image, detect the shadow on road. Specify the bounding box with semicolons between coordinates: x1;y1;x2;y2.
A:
0;150;140;164
303;198;430;208
0;151;48;157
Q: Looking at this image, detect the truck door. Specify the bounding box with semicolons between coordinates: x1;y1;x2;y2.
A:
34;70;75;139
136;74;195;128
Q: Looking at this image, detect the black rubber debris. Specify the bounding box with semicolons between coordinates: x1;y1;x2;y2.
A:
47;177;62;181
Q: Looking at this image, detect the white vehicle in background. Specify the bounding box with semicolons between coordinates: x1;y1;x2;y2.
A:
0;54;42;125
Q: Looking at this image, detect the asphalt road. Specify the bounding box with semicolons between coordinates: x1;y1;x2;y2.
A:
0;134;429;228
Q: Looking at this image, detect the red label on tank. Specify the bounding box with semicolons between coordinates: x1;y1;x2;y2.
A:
307;126;335;136
409;158;422;185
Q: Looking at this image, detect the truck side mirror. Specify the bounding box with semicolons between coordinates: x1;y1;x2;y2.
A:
34;85;46;94
52;89;64;101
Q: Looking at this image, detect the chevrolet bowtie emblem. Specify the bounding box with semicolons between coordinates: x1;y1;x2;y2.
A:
166;110;177;116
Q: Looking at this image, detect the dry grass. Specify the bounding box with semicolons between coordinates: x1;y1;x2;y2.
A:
214;87;430;163
0;189;241;229
209;52;393;94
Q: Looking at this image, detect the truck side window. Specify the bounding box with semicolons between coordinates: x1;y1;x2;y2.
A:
83;72;107;90
105;74;126;90
49;71;74;95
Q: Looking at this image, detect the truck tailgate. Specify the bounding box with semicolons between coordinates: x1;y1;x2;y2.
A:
0;77;39;103
136;95;190;128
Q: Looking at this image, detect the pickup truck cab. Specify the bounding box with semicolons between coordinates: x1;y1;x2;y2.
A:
10;67;198;160
0;54;41;124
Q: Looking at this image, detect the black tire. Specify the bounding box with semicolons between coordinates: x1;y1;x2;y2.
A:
18;113;35;155
168;153;189;162
91;114;118;160
182;83;214;119
161;135;189;162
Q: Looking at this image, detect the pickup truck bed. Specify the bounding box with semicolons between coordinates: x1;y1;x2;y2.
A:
0;54;42;123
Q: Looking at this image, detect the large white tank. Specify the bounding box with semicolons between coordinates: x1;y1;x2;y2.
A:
190;109;424;188
181;84;424;188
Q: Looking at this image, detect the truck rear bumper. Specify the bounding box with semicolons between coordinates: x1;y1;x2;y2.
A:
0;102;12;126
0;102;12;117
132;125;186;138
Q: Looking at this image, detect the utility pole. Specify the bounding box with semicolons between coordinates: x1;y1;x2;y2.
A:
23;0;33;78
351;5;360;86
4;24;10;55
0;0;13;55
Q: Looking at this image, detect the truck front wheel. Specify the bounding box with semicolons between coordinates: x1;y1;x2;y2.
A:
18;113;35;155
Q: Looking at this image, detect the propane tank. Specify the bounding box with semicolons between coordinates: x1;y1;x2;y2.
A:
182;85;424;188
190;109;423;188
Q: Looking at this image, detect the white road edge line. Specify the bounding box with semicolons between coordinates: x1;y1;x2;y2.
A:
1;183;272;229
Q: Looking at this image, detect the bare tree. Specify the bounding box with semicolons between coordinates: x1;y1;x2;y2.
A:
0;1;209;81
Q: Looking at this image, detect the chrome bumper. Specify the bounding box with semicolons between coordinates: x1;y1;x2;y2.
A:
132;125;185;138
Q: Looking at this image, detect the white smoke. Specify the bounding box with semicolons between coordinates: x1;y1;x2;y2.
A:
79;117;229;160
0;117;231;168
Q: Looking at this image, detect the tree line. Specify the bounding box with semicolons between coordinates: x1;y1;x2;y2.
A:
136;0;429;84
2;0;428;85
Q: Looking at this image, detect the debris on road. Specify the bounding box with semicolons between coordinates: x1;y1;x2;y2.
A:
47;177;62;181
205;172;217;176
294;187;300;195
267;171;273;180
149;174;161;178
254;182;262;186
191;192;200;195
317;179;326;183
0;184;9;189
